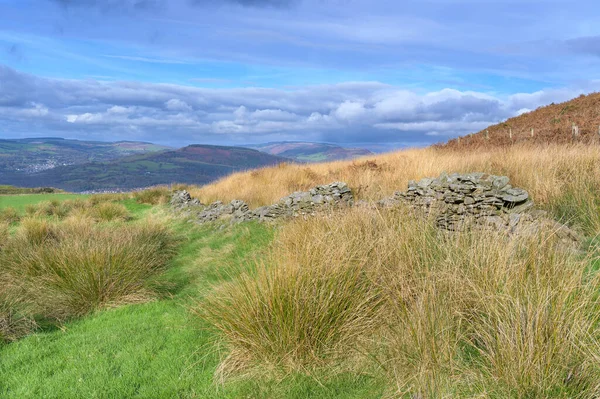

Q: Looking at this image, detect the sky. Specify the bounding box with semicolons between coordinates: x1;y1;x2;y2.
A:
1;0;600;150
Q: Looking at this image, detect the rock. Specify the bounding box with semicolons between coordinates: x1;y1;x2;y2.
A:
492;176;510;190
174;182;354;225
501;188;529;203
170;190;191;206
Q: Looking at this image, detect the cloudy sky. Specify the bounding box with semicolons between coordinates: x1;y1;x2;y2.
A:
1;0;599;150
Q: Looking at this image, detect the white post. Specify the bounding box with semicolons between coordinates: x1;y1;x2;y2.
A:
531;128;534;138
485;130;489;140
509;128;512;140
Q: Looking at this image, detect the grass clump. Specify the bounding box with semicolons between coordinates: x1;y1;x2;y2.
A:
201;207;600;397
0;218;177;321
87;201;131;222
133;186;172;205
0;207;20;224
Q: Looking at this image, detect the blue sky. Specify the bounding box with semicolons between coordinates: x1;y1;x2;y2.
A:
1;0;600;149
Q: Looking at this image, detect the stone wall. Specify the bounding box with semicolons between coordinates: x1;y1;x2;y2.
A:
378;172;534;231
170;182;353;224
169;173;580;244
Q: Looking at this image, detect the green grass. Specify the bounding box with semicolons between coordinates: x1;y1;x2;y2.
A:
0;220;382;398
0;194;88;214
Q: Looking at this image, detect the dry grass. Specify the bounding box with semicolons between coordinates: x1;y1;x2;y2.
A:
0;207;21;224
27;197;131;222
0;217;177;321
192;144;600;234
201;207;600;396
132;186;173;205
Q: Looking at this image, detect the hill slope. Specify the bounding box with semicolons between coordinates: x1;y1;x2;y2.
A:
442;92;600;148
0;145;286;192
246;141;373;162
0;137;170;173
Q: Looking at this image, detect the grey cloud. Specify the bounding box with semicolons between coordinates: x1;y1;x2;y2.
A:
0;65;591;146
564;36;600;57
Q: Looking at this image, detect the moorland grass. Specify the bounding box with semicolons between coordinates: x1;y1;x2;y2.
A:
0;194;88;214
201;208;600;397
193;143;600;235
1;143;600;398
0;217;177;322
1;222;378;398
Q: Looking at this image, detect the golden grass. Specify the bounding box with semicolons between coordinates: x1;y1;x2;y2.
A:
0;217;177;321
201;207;600;396
192;143;600;234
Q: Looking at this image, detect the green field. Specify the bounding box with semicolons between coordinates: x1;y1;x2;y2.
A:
0;194;89;214
0;200;380;398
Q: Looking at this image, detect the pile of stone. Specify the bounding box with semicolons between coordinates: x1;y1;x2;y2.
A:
377;172;580;243
378;172;533;231
170;182;353;224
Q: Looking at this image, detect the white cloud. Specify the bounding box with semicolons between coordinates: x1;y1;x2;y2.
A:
165;99;193;112
1;65;597;145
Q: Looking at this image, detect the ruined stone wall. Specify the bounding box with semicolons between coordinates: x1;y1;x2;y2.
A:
169;173;580;244
378;172;534;231
170;182;353;224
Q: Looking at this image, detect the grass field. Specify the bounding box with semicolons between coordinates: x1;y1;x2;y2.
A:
1;143;600;398
0;194;89;214
0;219;381;398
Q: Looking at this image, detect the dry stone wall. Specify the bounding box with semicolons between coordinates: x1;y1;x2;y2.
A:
170;182;353;224
378;172;534;231
170;173;580;243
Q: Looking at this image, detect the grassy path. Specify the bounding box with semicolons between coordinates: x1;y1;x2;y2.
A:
0;216;382;398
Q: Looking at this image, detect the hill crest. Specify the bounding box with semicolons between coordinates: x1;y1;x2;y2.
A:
441;92;600;148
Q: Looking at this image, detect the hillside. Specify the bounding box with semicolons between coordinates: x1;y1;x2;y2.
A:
246;141;373;162
441;92;600;148
0;145;286;192
0;137;170;173
1;144;599;398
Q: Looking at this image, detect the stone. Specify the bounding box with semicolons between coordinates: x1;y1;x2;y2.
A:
501;188;529;203
492;176;510;190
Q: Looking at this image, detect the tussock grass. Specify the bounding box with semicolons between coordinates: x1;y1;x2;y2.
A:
133;187;172;205
0;218;177;321
25;196;131;222
87;201;130;222
202;207;600;396
193;144;600;234
0;207;20;224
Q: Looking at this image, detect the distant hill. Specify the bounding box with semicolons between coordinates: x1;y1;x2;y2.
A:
441;93;600;149
0;137;170;173
246;142;373;162
0;145;286;192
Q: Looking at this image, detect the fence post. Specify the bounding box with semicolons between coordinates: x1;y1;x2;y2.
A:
531;128;534;138
485;130;489;140
509;128;512;140
572;123;579;139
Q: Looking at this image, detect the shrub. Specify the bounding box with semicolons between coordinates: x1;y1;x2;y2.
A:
1;219;177;321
